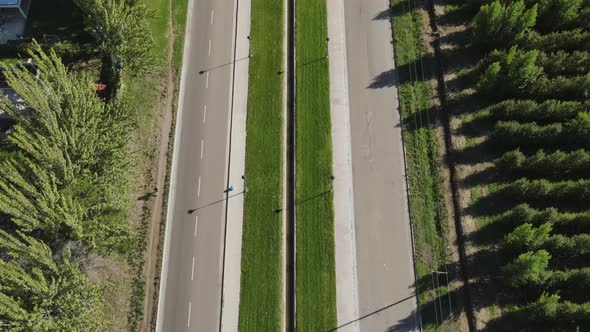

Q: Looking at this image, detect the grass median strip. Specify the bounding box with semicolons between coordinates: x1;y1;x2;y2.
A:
295;0;337;330
238;0;284;331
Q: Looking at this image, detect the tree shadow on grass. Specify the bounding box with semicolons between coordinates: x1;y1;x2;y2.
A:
482;309;590;332
459;167;496;189
452;140;500;165
456;115;495;139
436;1;479;26
402;106;440;132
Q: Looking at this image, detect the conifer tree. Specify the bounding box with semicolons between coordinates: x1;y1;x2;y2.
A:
472;0;537;50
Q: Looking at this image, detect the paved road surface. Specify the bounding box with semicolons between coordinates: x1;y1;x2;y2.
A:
156;0;239;330
344;0;420;331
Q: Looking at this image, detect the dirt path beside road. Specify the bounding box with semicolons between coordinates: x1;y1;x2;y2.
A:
140;8;176;331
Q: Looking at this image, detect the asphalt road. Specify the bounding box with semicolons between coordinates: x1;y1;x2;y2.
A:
343;1;420;331
157;0;238;330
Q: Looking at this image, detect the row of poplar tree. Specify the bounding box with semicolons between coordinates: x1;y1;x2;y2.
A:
0;0;153;330
466;0;590;329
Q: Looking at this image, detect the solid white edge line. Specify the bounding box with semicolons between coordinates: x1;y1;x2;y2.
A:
155;0;195;330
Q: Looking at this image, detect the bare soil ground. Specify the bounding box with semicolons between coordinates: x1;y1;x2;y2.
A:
432;0;506;329
139;28;175;332
418;4;472;330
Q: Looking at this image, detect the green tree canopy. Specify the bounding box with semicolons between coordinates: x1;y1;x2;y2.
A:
503;250;551;287
477;46;544;98
536;0;583;31
504;223;553;253
472;0;538;50
75;0;155;73
0;43;131;252
0;231;106;331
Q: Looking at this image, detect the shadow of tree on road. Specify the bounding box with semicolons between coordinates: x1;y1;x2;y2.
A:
368;68;399;89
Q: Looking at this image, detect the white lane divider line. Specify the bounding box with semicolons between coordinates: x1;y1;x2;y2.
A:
210;10;214;25
205;72;209;88
203;105;207;123
191;256;195;281
187;302;192;327
194;215;198;237
208;39;212;56
200;139;204;159
197;176;201;197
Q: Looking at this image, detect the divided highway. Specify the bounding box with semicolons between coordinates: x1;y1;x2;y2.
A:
155;0;420;331
156;0;239;330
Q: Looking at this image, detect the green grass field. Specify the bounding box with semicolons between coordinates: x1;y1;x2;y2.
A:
146;0;170;57
171;0;189;70
295;0;337;330
238;0;284;331
391;0;452;330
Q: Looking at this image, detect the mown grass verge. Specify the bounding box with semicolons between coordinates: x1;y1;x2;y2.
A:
295;0;337;330
391;0;452;331
238;0;284;331
171;0;189;71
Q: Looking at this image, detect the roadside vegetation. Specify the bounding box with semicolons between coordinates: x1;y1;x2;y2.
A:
0;0;177;330
390;0;453;331
432;0;590;329
295;0;337;330
238;0;284;331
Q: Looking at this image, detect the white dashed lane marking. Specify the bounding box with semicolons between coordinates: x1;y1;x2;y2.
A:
187;302;192;327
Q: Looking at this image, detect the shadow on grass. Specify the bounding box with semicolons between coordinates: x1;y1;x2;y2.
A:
296;190;331;207
297;57;327;69
459;167;496;189
465;188;522;218
26;0;88;41
482;308;590;332
452;139;500;165
436;2;479;26
456;115;495;138
401;106;439;132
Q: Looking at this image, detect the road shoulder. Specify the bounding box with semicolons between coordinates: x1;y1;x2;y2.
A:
327;0;360;330
220;0;251;329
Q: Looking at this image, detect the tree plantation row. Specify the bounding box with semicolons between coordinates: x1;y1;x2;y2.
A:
441;0;590;330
